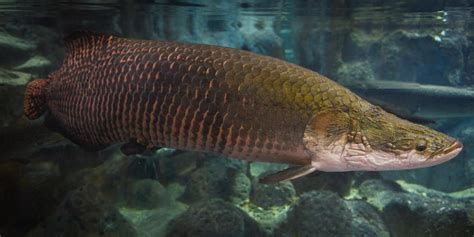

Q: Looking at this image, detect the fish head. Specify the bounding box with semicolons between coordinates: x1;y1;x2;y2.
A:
303;106;463;171
360;106;462;170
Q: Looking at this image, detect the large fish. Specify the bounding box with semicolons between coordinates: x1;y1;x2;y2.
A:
23;32;463;183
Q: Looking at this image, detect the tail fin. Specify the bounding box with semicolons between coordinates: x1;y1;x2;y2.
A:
23;79;48;120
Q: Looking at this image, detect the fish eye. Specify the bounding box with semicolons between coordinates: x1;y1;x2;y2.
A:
415;140;427;152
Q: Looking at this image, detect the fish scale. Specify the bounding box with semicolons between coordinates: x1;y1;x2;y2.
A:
31;32;366;165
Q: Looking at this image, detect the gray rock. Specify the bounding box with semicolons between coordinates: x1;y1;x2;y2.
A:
292;172;353;197
125;179;172;209
358;179;474;237
465;44;474;85
181;155;246;203
336;61;375;88
346;200;389;237
369;31;467;86
0;30;36;67
251;181;295;209
166;199;266;237
121;203;187;237
240;17;283;57
0;68;31;128
249;162;287;178
14;55;52;75
277;191;352;237
28;185;137;237
230;171;251;204
120;183;187;237
358;179;404;201
383;193;473;237
0;68;31;86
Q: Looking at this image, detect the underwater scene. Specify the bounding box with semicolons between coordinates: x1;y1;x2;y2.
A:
1;0;474;236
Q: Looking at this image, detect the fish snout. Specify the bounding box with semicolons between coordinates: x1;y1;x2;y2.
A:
443;140;463;157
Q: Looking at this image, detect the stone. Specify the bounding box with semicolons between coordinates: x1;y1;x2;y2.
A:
28;185;137;237
166;199;266;237
382;193;472;237
249;162;287;178
368;30;467;86
465;43;474;85
276;191;352;237
0;68;31;86
336;61;375;88
120;183;187;237
292;172;353;197
346;200;389;237
125;179;172;209
0;68;32;128
14;55;52;75
239;17;284;58
121;203;187;237
180;155;246;203
358;179;474;237
0;30;36;67
250;181;295;209
230;171;251;204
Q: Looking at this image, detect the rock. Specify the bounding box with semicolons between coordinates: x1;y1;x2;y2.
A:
249;162;287;178
358;179;474;237
277;191;352;237
0;68;31;86
14;55;52;75
368;30;467;86
358;179;404;196
0;30;36;67
121;202;187;237
465;44;474;85
125;179;172;209
383;193;472;237
166;199;266;237
157;150;199;180
0;68;31;129
292;172;353;197
28;185;137;237
336;61;375;88
230;171;251;204
181;155;246;203
346;200;389;237
250;181;295;209
120;183;187;237
240;17;284;57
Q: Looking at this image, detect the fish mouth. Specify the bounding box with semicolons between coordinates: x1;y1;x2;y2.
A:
444;140;463;154
431;140;463;160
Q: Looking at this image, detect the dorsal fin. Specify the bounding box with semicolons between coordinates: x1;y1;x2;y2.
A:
63;31;113;64
64;31;111;50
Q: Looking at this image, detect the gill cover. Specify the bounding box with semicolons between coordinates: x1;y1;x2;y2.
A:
303;109;351;155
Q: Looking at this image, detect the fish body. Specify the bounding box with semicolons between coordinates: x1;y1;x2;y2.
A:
24;32;462;182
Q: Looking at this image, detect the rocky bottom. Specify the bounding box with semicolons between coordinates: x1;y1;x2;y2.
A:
1;144;474;237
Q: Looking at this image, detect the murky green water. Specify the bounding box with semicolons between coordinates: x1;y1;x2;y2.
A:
1;1;473;237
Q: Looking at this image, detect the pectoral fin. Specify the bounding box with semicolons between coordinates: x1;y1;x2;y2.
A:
259;165;317;184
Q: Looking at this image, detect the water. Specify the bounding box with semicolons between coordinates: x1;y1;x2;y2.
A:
1;1;474;236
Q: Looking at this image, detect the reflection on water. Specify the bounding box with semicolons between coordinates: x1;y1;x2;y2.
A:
0;1;474;237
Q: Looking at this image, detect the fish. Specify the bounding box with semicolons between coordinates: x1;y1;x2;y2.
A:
23;31;463;183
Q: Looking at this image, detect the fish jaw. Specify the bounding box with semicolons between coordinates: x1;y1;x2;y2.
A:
309;140;463;172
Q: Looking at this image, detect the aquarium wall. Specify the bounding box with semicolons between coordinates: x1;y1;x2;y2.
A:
1;0;474;237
